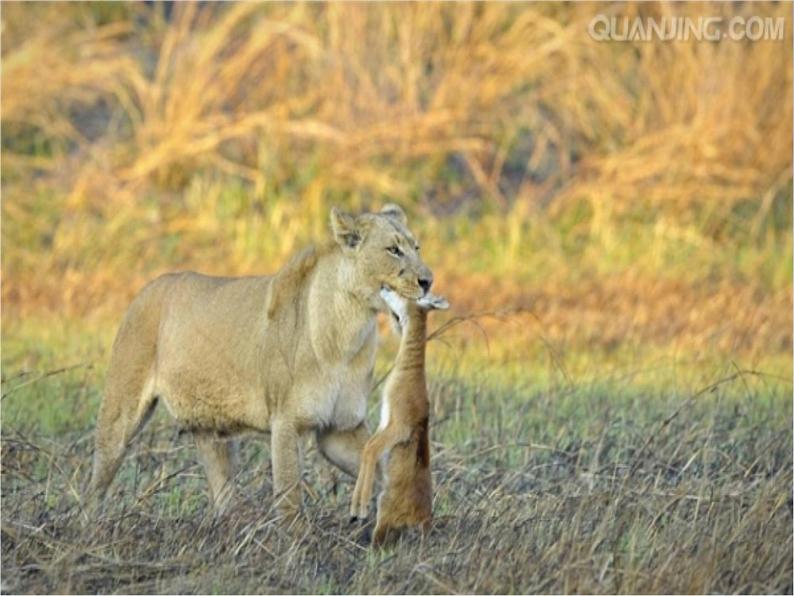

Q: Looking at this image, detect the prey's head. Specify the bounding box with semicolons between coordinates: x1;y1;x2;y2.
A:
380;285;449;334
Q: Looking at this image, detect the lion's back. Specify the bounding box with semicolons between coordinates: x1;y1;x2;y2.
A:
153;271;274;369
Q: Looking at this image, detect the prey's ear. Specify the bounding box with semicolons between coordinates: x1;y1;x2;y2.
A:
380;203;407;226
330;207;363;250
417;293;449;311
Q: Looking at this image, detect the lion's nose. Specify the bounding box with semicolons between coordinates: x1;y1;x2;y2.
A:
418;277;432;294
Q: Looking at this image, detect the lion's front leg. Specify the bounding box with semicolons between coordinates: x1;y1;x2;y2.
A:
316;421;370;477
271;419;303;516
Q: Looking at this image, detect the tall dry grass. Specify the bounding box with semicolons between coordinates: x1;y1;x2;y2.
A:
3;2;789;226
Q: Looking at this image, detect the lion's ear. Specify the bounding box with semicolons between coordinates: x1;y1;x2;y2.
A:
330;207;363;250
380;203;407;226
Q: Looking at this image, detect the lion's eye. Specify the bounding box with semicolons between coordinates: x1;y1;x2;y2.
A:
387;246;404;257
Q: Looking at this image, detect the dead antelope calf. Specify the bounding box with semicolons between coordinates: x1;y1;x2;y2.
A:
350;287;448;545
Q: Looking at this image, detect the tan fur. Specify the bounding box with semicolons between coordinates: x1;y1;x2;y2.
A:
350;291;447;546
89;205;433;516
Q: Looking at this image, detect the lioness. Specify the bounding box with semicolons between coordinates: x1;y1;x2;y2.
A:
89;204;433;516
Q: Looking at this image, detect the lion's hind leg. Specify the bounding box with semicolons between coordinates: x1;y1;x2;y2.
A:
89;372;158;508
89;282;166;511
89;322;161;509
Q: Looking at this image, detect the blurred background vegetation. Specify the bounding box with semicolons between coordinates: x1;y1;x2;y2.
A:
2;1;791;402
1;6;792;592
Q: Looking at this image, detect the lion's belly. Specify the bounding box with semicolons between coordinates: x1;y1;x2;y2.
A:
155;367;269;433
291;365;369;431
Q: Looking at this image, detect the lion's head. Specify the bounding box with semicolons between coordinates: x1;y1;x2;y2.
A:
330;204;433;310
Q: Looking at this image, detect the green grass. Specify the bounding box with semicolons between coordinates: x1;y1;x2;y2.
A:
2;310;790;435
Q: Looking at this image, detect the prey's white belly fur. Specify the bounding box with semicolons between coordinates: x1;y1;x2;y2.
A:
377;395;390;431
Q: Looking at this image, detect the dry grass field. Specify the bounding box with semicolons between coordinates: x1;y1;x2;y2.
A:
2;2;792;594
